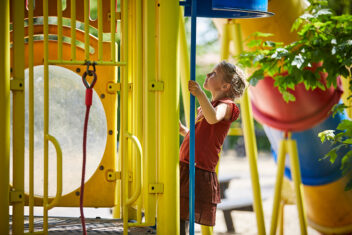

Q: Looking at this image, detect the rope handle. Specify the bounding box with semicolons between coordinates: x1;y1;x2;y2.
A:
80;61;97;235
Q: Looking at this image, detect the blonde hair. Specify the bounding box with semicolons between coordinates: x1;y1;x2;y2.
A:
218;60;247;99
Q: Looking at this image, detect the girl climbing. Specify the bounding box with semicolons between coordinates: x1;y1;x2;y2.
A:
179;60;247;234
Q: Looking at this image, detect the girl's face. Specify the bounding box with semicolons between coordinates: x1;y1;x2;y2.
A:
203;65;227;92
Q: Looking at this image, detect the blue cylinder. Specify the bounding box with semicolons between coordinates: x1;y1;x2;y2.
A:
264;112;349;186
183;0;273;18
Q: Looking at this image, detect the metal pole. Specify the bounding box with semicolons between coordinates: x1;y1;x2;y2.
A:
287;138;308;235
157;0;180;233
270;140;287;235
189;0;197;234
142;0;157;225
43;0;49;232
12;0;25;233
0;0;10;233
178;8;190;127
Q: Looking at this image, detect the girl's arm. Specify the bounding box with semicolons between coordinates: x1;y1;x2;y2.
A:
179;121;189;136
188;81;231;124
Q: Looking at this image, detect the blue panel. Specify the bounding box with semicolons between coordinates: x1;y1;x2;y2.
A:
265;112;350;186
183;0;273;19
212;0;268;12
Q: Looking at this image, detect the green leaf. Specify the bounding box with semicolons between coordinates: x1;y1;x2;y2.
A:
331;103;349;117
282;90;296;102
337;120;352;132
264;41;277;47
315;8;333;17
253;54;265;64
300;13;314;20
340;150;352;174
249;69;264;86
247;39;262;48
253;32;273;38
291;54;305;69
291;18;303;32
343;139;352;144
271;48;289;59
318;130;335;143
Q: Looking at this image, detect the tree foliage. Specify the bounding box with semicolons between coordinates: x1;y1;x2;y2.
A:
237;0;352;102
237;0;352;190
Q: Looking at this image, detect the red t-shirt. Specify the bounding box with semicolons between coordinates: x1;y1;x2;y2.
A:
179;98;240;172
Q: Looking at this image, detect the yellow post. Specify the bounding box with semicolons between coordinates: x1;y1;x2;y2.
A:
98;0;103;61
12;0;25;234
270;140;286;235
157;0;180;234
28;0;35;231
178;7;190;127
240;90;266;235
70;0;76;60
120;0;129;233
278;201;285;235
134;0;143;223
142;0;157;225
0;0;10;234
286;138;307;235
84;0;90;60
57;0;63;60
43;0;49;232
341;77;352;118
220;22;230;59
110;0;116;62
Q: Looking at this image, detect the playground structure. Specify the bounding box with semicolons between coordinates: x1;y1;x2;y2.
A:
0;0;352;235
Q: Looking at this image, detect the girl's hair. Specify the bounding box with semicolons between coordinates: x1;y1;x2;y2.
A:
218;60;248;99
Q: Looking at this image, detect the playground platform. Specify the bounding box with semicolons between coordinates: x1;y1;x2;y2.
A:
10;216;155;235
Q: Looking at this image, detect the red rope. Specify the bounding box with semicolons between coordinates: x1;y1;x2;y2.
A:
80;88;93;235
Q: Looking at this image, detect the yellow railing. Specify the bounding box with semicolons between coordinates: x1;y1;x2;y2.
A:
0;0;10;234
12;0;26;234
45;135;63;210
28;0;35;232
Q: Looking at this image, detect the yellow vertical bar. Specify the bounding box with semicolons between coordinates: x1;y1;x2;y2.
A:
201;226;213;235
341;77;352;118
121;0;129;233
240;90;266;235
110;0;116;62
220;22;229;60
135;0;143;223
232;22;266;235
98;0;103;61
142;0;157;225
127;0;134;222
28;0;35;232
0;0;10;233
57;0;63;60
71;0;77;60
278;201;285;235
270;140;286;235
287;138;308;235
178;7;190;127
12;0;25;234
84;0;90;60
157;0;180;234
43;0;49;233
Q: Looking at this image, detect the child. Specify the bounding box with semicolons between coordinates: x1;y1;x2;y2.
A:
179;60;247;233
